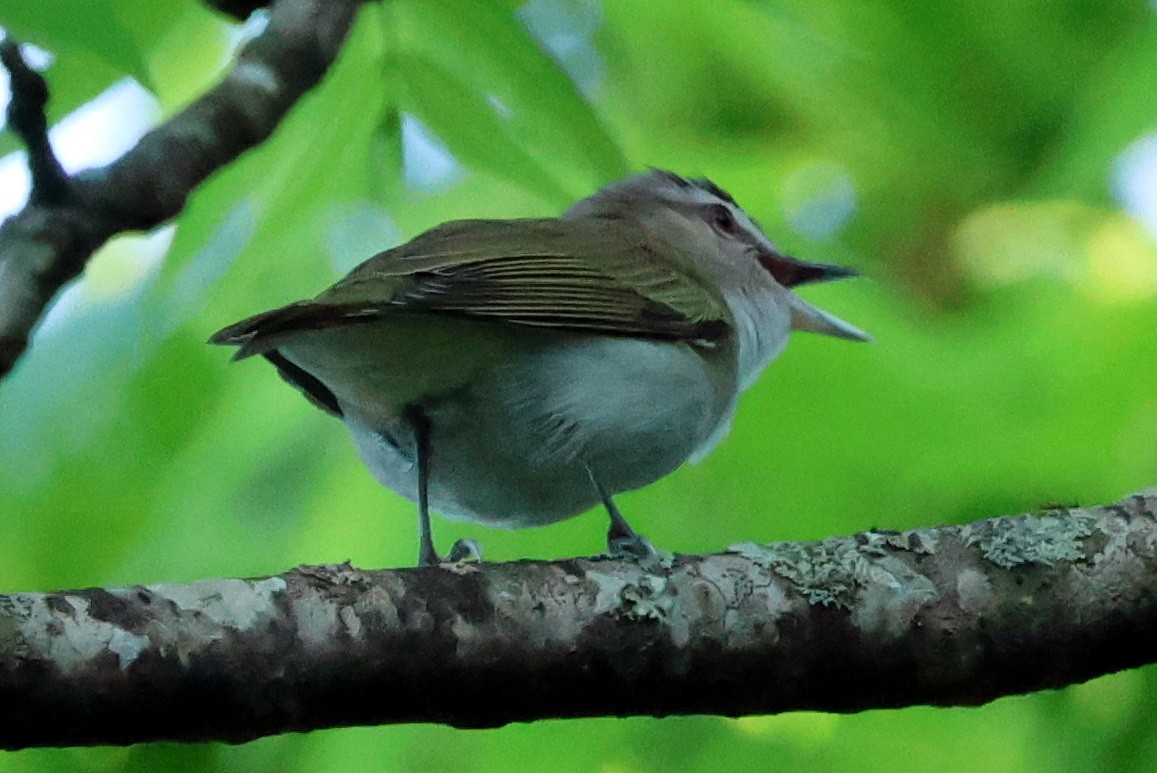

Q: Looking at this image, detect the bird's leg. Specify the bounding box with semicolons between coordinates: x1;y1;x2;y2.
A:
406;406;481;567
586;466;657;560
408;406;439;567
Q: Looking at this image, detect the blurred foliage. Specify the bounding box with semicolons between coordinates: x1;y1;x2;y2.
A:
1;0;1156;770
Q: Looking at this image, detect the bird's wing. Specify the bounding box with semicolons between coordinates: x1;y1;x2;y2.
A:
210;217;730;359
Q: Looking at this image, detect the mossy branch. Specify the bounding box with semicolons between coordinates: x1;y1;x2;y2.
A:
1;489;1154;749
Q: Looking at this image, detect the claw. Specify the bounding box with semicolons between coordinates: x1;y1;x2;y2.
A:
586;464;665;563
607;531;657;561
446;538;483;563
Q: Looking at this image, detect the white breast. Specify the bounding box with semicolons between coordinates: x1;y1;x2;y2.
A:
344;335;731;528
729;280;793;390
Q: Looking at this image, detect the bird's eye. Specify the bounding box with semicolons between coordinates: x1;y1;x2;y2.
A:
711;204;736;234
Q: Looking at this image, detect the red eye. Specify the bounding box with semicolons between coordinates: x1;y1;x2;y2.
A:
711;204;736;233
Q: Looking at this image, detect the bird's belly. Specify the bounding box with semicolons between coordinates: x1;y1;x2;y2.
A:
343;335;733;528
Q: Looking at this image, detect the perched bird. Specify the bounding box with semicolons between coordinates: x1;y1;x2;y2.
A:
210;170;870;565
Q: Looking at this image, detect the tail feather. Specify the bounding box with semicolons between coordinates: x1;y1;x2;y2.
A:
262;350;343;417
210;302;377;418
208;302;382;360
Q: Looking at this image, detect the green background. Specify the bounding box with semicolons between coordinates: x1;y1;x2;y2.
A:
2;0;1156;770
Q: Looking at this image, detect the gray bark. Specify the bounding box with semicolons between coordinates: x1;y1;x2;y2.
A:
0;0;367;379
1;490;1154;749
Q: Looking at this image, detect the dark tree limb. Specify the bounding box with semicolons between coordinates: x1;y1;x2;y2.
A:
1;489;1154;749
0;43;69;205
205;1;275;21
0;0;368;380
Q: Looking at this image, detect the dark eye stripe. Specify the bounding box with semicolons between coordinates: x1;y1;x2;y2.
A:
710;204;736;233
710;204;763;242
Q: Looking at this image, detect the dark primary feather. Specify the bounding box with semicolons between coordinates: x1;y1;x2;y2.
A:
210;217;731;358
391;254;722;339
208;302;383;359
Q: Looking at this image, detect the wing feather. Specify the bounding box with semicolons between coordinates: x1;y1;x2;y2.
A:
210;217;730;357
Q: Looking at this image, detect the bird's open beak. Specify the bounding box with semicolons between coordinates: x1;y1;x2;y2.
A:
787;294;873;342
756;249;872;342
757;250;860;288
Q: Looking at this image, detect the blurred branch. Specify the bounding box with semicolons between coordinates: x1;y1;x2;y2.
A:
204;0;275;21
0;43;69;206
1;489;1155;749
0;0;369;381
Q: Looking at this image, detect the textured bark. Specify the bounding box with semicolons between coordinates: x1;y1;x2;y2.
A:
0;0;368;380
1;490;1154;749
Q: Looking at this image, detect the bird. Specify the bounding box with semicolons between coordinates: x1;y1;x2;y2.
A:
210;169;870;566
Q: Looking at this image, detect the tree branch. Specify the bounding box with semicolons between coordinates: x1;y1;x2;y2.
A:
204;0;275;22
0;43;69;206
1;489;1154;749
0;0;368;380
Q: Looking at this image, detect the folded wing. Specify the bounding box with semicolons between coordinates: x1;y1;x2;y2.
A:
210;217;731;360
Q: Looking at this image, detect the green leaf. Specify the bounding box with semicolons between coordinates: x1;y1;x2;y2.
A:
155;4;390;319
392;0;627;191
394;51;574;206
0;0;151;85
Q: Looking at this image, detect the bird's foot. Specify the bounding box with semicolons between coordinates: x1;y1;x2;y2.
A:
418;537;483;567
446;538;483;563
607;531;658;562
606;528;676;572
